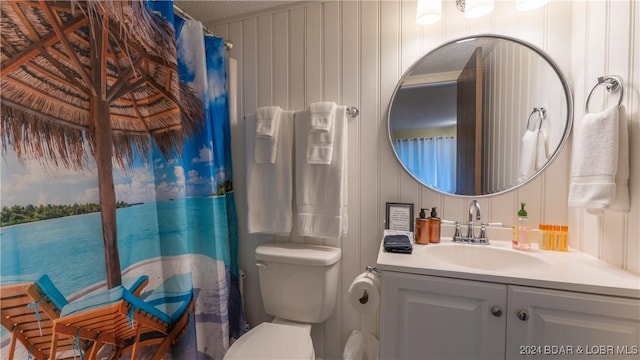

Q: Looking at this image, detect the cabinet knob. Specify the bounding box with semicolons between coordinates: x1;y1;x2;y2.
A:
517;310;529;321
490;306;503;317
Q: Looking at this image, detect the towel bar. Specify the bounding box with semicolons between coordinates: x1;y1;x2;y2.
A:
585;75;624;114
346;107;359;117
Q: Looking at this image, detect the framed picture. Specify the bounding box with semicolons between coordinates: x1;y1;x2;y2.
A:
385;202;414;232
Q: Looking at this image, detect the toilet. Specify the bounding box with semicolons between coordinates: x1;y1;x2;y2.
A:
224;242;342;359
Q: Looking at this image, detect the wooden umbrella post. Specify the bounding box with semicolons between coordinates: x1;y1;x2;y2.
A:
91;13;121;289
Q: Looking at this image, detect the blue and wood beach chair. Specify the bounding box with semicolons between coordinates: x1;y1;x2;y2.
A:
0;274;149;360
49;273;194;360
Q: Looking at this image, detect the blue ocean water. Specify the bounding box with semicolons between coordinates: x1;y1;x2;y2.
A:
0;197;231;298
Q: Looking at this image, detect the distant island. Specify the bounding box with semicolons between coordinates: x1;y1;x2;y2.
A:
1;201;129;227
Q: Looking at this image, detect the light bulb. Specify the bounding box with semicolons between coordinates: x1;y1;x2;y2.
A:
416;0;442;25
464;0;494;18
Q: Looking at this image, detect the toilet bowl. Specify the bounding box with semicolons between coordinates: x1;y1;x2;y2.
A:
223;242;341;360
224;321;314;359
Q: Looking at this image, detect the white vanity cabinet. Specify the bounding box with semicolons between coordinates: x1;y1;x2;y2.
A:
380;271;507;359
506;286;640;358
380;271;640;360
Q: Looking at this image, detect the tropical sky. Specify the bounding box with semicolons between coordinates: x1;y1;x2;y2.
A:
1;138;222;207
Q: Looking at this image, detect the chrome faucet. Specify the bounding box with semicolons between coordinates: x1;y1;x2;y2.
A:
452;200;489;244
467;200;481;240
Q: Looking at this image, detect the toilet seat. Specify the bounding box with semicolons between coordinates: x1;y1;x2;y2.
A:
224;322;314;359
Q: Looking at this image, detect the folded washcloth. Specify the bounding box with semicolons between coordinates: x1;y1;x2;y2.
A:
309;102;336;132
246;111;294;234
383;234;412;254
306;103;337;164
256;106;282;137
295;106;348;239
569;104;619;211
254;106;283;164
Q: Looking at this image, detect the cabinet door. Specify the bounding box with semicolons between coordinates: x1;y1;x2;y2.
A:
507;286;640;359
380;271;507;360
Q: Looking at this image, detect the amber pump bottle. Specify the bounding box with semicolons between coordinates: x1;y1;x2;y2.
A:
415;208;429;244
427;207;441;243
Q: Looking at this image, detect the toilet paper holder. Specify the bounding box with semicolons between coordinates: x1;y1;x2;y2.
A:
365;265;380;274
358;266;380;304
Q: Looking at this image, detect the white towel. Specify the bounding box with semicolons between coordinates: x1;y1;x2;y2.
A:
246;111;294;234
256;106;282;137
309;101;336;132
295;106;348;239
568;105;621;211
535;130;548;171
254;106;282;164
608;108;630;213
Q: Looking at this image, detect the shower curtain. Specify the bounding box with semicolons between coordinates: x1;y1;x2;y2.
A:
0;0;247;358
393;137;456;193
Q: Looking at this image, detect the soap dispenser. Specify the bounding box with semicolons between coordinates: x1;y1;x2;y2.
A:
427;207;441;243
415;208;429;245
512;202;531;251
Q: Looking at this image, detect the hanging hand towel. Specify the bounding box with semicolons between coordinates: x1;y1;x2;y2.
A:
254;106;283;164
568;104;619;211
246;111;294;234
309;101;336;132
518;130;538;182
535;129;548;171
295;106;348;239
608;109;630;213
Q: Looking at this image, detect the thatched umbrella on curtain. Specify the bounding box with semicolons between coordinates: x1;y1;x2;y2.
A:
1;0;204;288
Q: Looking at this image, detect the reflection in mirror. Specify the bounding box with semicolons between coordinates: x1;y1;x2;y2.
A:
388;35;572;197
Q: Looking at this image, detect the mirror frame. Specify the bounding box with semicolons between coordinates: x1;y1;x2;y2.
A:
387;34;574;198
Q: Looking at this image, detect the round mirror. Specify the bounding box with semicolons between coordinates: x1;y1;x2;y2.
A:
388;34;573;197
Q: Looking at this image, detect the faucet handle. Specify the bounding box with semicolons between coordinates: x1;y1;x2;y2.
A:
478;223;489;244
452;222;463;242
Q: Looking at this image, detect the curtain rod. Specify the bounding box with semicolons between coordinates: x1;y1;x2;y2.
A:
172;4;233;51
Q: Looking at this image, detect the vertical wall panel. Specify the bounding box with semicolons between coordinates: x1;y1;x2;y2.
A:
211;0;640;357
273;11;290;108
340;0;361;350
359;0;381;339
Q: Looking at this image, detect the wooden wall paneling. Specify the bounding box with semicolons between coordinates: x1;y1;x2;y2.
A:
628;0;640;274
306;3;324;105
340;0;362;349
359;0;381;339
273;11;290;108
258;15;274;107
397;0;422;205
380;0;401;213
321;2;344;358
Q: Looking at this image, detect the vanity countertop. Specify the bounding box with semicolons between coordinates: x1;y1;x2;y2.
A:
376;240;640;299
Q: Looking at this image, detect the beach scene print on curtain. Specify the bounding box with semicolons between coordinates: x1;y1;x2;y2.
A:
0;0;247;359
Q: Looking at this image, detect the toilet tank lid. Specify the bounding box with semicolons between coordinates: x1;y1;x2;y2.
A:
256;242;342;266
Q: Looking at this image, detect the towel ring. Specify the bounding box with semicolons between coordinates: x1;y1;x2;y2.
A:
526;107;546;131
585;75;623;114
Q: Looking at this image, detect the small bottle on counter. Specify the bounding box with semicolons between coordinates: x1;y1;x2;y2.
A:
415;208;430;245
427;207;441;243
559;225;569;251
513;202;531;251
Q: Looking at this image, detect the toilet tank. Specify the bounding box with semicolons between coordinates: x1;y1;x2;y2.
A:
255;242;342;323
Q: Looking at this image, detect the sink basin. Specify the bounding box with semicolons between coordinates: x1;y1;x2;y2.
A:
424;243;549;271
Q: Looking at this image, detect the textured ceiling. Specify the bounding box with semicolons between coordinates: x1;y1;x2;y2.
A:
174;0;297;27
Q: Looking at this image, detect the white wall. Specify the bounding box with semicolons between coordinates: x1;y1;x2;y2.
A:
213;1;639;358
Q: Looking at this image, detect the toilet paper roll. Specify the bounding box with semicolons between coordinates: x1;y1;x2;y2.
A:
347;272;380;314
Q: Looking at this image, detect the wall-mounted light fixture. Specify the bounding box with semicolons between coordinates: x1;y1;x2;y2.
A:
456;0;495;19
417;0;549;25
416;0;442;25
